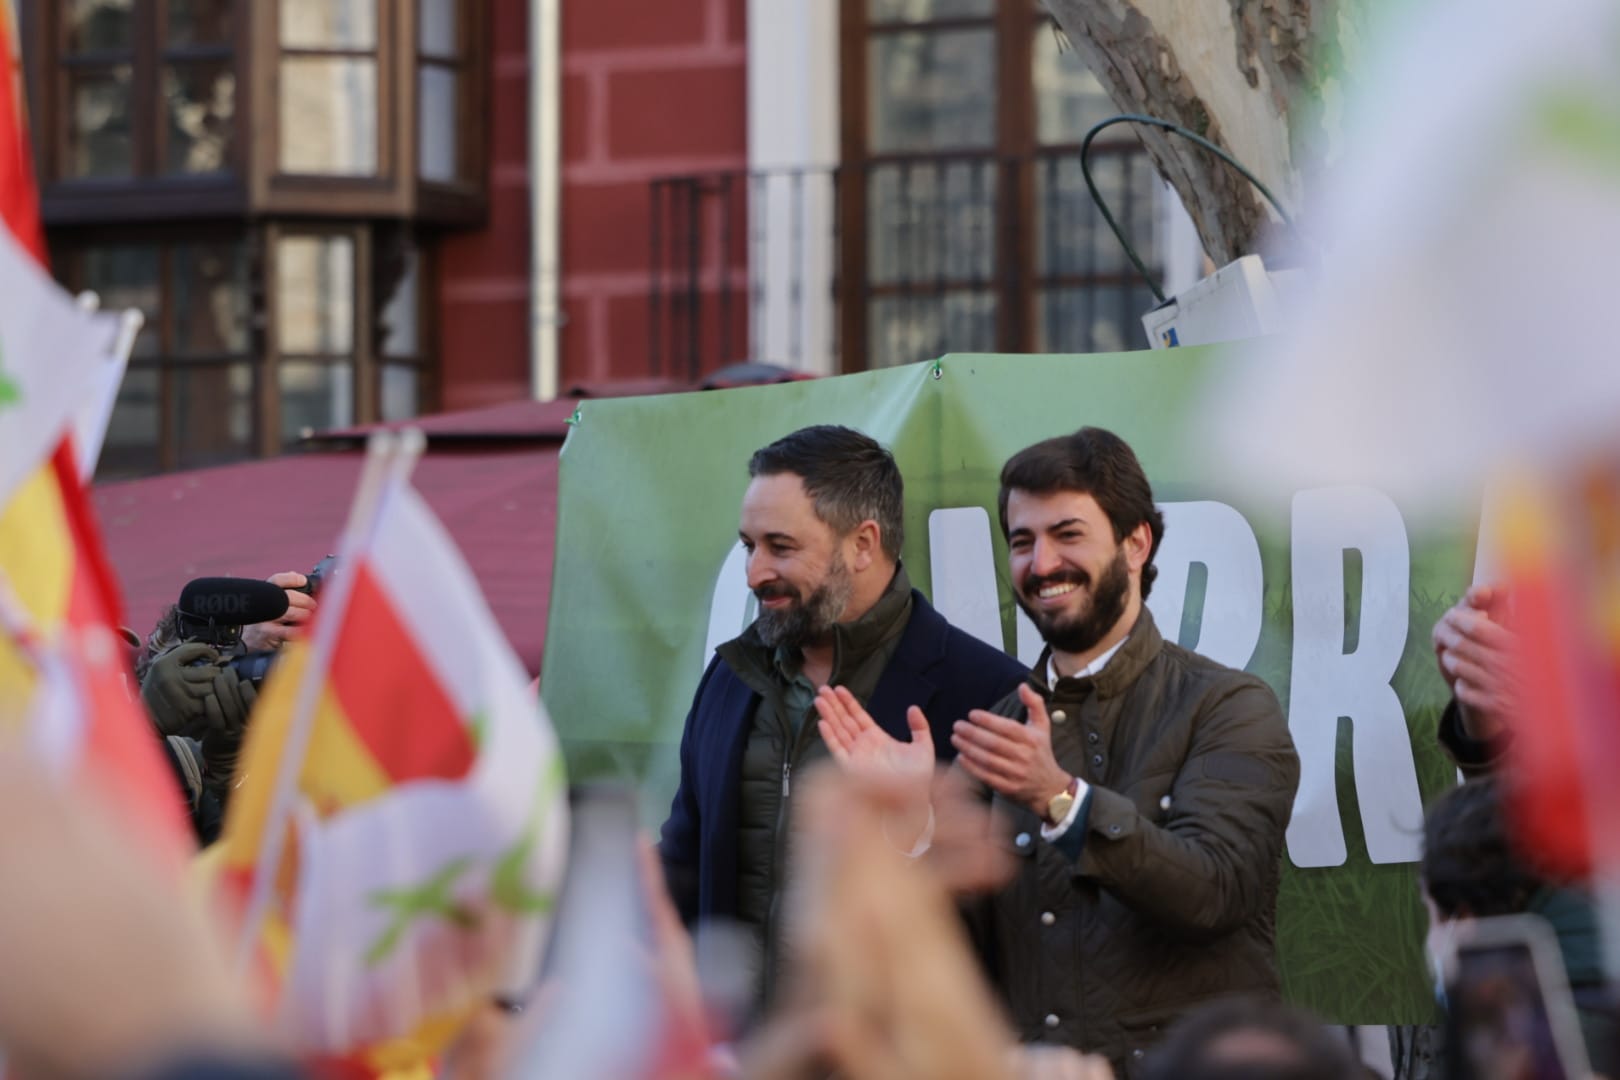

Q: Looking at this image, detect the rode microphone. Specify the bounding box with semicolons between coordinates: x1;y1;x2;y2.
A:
176;577;289;647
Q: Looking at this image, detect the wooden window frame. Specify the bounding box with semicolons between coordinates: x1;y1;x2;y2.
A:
22;0;250;224
839;0;1160;369
52;226;258;475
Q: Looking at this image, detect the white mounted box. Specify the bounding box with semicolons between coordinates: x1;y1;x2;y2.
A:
1142;254;1302;349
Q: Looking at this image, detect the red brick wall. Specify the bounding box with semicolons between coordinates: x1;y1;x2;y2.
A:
437;0;533;412
560;0;748;390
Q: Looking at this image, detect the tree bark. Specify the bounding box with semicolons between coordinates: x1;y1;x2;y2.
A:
1041;0;1327;266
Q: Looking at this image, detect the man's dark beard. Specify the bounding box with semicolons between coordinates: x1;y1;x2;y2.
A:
1015;547;1131;657
753;556;855;649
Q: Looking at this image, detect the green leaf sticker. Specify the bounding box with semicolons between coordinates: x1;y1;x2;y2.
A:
365;856;476;966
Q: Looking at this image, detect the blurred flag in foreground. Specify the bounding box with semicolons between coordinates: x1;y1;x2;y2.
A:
1197;0;1620;972
0;15;190;861
1493;470;1620;892
1206;0;1620;515
219;434;568;1071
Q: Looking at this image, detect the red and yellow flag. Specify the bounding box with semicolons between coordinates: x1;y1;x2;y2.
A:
1493;464;1620;883
219;442;567;1069
0;8;188;862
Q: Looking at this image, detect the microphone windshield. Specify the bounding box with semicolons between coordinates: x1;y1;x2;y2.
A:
177;577;290;630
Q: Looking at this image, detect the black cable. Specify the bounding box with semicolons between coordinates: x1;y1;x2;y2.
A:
1079;113;1296;304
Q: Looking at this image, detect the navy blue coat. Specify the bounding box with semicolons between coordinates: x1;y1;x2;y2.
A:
658;591;1028;925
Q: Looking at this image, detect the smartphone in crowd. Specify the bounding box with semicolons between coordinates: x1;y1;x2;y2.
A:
1442;914;1591;1080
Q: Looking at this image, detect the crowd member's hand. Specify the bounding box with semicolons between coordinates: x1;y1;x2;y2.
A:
953;684;1073;818
0;748;277;1079
1431;584;1518;742
762;766;1017;1080
241;572;316;652
1009;1045;1116;1080
140;641;222;738
201;665;257;794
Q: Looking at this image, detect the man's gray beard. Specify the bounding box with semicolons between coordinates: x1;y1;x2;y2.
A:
754;563;855;650
1015;546;1131;658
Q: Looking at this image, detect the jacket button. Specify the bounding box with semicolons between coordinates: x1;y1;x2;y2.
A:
1050;709;1067;724
1044;1013;1060;1029
1015;832;1031;849
1091;753;1103;767
1087;731;1099;744
1159;795;1172;811
1040;911;1055;926
1109;824;1121;835
1132;1049;1144;1060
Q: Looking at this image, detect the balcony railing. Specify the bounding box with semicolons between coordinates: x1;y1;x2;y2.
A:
648;146;1168;380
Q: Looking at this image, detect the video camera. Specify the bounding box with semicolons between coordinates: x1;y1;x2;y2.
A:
174;556;338;687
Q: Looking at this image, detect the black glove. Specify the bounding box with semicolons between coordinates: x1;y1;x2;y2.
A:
201;665;258;797
139;643;221;738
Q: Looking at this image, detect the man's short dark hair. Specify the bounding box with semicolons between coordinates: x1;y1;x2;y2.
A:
1140;997;1362;1080
997;427;1167;599
748;425;905;561
1422;777;1543;919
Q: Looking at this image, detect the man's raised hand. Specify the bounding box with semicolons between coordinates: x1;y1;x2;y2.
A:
952;683;1071;817
814;685;935;793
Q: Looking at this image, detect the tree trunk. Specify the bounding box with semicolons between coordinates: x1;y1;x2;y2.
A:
1041;0;1332;266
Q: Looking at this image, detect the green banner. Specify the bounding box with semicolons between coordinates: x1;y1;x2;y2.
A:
541;348;1475;1025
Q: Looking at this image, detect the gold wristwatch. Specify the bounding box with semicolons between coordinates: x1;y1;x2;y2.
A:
1044;777;1080;825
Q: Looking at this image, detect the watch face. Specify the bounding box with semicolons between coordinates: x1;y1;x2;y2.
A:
1047;791;1075;823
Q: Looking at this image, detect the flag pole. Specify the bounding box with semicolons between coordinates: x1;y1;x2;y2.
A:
233;429;426;974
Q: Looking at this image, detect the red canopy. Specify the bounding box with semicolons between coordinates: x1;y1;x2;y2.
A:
93;405;568;675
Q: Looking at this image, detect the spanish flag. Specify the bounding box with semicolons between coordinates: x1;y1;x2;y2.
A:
0;8;188;863
219;437;567;1069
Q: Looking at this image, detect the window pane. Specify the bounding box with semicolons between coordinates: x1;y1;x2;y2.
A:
867;160;995;287
65;0;134;53
869;30;994;153
868;291;995;368
97;367;161;480
1034;24;1117;146
81;246;160;358
380;249;420;357
66;67;134;178
418;64;458;182
1035;286;1156;354
420;0;458;58
167;0;235;47
380;364;420;422
172;244;249;355
868;0;992;20
280;0;377;49
163;61;236;174
1035;152;1159;277
279;57;379;175
174;363;255;468
277;235;355;354
279;361;354;441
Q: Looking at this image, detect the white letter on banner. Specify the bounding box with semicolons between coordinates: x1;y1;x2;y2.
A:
927;507;1007;654
1146;502;1263;671
703;542;755;673
1286;487;1424;868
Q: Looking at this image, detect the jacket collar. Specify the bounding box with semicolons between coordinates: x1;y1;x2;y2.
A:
1031;605;1164;701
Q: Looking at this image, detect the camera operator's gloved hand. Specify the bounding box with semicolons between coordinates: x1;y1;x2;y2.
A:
139;643;221;738
201;666;257;797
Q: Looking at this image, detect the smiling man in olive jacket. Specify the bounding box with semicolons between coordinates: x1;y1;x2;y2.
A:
817;427;1300;1076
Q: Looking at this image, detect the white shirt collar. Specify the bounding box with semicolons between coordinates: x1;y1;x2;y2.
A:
1046;635;1128;686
